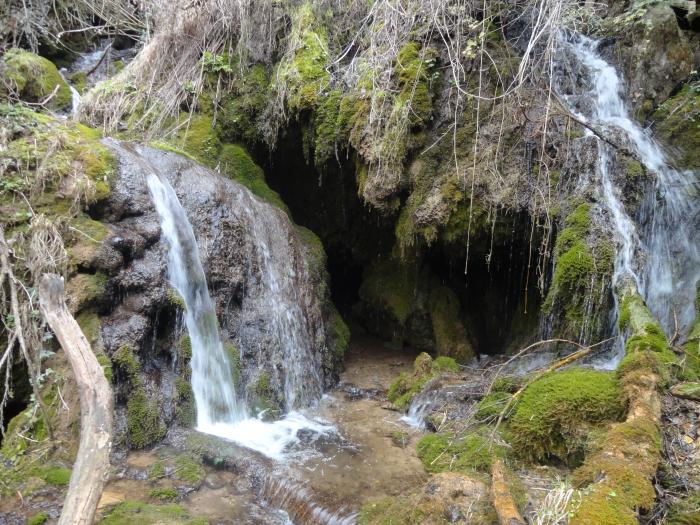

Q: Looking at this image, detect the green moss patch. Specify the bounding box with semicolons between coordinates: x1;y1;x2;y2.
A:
507;369;624;463
149;487;179;501
173;455;205;486
218;143;288;211
417;427;503;473
28;512;49;525
98;501;207;525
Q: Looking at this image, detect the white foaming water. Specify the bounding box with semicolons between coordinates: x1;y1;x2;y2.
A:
401;389;441;428
146;169;334;460
561;34;700;340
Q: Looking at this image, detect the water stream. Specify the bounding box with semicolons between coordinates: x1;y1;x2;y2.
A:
558;32;700;343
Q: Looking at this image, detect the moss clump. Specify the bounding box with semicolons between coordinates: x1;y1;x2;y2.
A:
98;501;207;525
174;377;196;427
394;42;436;127
173;455;205;485
220;63;269;144
507;369;624;463
223;341;241;384
218;143;288;212
474;391;512;421
313;89;344;167
126;390;166;449
248;370;278;419
359;496;428;525
113;345;165;448
329;307;351;358
166;288;187;310
113;345;141;380
432;356;459;372
176;114;221;167
544;203;613;340
388;352;459;410
177;335;192;363
65;272;107;313
417;427;504;473
28;512;49;525
276;2;329;112
149;460;166;480
1;49;72;110
39;466;71;485
149;487;179;501
96;354;113;383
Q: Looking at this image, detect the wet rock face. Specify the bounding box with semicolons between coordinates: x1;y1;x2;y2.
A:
604;5;698;117
96;142;337;435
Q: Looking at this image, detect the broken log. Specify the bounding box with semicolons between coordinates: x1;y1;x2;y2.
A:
38;274;113;525
491;457;526;525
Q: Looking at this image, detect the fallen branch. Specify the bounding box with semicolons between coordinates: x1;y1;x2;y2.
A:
491;457;526;525
38;274;113;525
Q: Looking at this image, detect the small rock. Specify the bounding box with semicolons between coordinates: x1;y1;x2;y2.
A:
204;472;224;490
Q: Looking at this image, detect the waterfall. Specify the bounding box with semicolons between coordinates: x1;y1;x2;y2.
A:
146;172;246;426
558;33;700;340
117;143;336;460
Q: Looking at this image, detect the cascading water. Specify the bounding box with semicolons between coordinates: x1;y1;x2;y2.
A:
146;172;246;427
557;33;700;345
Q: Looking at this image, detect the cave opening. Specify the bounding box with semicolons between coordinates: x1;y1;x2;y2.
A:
0;358;31;445
255;126;542;358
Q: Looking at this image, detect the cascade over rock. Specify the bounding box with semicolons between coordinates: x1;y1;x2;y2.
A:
96;142;340;439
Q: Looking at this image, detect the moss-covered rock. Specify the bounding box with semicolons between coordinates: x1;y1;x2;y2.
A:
1;49;72;110
358;259;473;361
506;368;624;463
543;202;614;341
652;79;700;170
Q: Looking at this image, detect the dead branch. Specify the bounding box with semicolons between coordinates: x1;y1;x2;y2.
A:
491;457;526;525
38;274;113;525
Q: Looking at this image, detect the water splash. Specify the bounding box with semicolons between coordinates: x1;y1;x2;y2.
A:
559;33;700;340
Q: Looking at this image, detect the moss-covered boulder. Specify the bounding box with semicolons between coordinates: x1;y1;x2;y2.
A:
1;49;72;111
506;368;624;463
